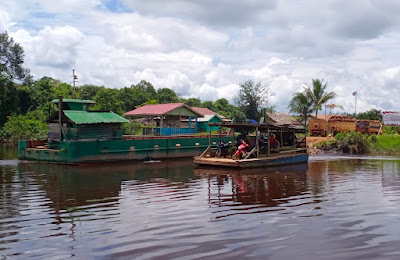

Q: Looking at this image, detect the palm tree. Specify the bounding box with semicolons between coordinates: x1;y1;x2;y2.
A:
288;92;313;128
303;79;336;117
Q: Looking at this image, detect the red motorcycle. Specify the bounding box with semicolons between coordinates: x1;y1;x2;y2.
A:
232;141;249;160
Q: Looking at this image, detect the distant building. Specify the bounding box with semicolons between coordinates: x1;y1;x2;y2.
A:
124;103;203;136
191;107;230;132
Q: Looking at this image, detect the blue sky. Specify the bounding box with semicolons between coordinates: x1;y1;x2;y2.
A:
2;0;400;113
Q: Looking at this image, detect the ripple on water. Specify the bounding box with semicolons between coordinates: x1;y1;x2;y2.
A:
2;156;400;259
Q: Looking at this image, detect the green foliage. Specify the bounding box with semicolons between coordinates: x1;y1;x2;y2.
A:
0;110;47;142
304;79;337;117
94;88;125;115
157;88;179;104
383;126;399;135
135;80;157;99
183;98;201;107
0;75;19;125
234;80;273;120
367;134;377;143
0;31;31;81
54;83;74;98
288;92;313;127
347;109;382;121
201;101;216;111
79;85;105;100
335;131;369;154
29;77;58;111
369;134;400;155
121;121;142;135
315;139;337;150
289;78;337;127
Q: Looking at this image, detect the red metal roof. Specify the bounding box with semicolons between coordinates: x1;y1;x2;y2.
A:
124;103;203;117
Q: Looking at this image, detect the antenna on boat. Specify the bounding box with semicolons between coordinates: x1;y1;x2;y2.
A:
72;69;78;99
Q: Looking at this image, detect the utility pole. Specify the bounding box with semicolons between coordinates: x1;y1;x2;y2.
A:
72;69;78;99
352;91;357;114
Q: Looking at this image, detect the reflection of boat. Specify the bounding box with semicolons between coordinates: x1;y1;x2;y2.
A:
194;163;309;176
17;159;198;211
194;123;308;168
194;164;309;208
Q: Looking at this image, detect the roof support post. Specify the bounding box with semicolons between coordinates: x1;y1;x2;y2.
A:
160;116;164;136
209;127;212;146
58;96;63;142
256;126;259;158
267;127;270;155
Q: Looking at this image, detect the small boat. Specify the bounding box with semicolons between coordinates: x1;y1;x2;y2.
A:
193;122;308;168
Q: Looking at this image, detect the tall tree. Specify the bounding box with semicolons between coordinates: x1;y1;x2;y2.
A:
157;88;179;103
133;80;157;100
288;92;313;127
0;76;19;125
201;101;216;111
0;32;31;125
303;79;336;117
234;80;273;120
0;32;30;82
79;84;105;100
183;98;201;107
94;88;125;115
28;77;58;112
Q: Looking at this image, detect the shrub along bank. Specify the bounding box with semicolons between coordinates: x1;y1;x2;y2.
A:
316;131;400;155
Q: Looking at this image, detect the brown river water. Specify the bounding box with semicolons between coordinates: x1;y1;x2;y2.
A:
1;144;400;259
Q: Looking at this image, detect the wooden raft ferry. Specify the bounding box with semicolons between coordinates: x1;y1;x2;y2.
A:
193;122;308;168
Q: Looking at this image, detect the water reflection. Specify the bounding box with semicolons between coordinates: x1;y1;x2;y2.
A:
2;155;400;259
194;164;309;209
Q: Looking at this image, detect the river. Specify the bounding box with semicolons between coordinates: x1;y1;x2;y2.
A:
1;145;400;259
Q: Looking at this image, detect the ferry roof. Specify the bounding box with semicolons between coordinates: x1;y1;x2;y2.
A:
46;110;128;125
51;98;96;104
207;122;306;132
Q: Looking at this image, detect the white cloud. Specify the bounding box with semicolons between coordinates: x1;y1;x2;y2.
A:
2;0;400;114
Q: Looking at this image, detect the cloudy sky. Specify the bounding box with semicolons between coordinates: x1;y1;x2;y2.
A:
1;0;400;113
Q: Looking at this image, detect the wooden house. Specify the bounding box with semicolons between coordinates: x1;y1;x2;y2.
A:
124;103;203;136
191;107;228;132
46;99;128;142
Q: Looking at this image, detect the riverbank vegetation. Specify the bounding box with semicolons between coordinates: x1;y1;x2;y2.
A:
316;127;400;155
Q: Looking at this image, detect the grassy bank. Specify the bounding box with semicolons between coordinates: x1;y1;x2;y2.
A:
369;134;400;155
315;131;400;155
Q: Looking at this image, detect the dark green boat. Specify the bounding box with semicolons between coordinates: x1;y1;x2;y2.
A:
18;98;232;164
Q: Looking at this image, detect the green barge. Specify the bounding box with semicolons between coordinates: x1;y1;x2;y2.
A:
18;98;233;164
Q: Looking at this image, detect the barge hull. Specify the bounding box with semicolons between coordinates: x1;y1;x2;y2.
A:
18;136;232;163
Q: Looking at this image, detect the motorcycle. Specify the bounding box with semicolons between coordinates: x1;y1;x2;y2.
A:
215;140;231;158
232;141;250;160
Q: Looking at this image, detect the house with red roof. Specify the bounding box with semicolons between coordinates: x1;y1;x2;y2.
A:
124;103;203;135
